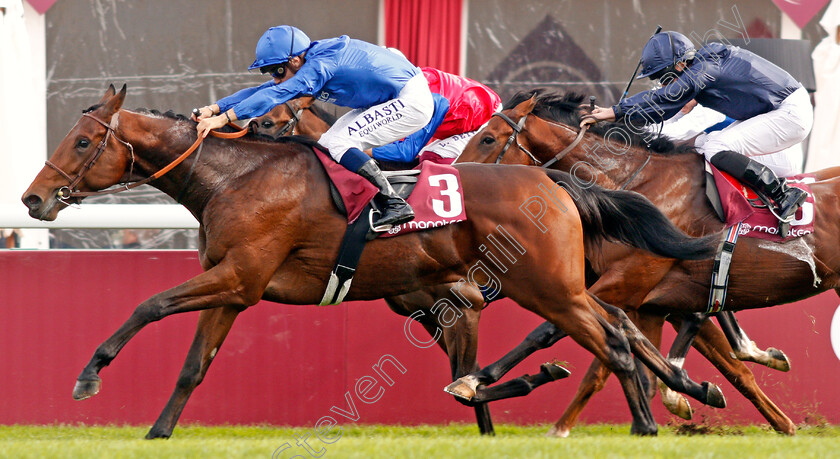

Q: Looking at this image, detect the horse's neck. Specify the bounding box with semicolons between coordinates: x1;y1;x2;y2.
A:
299;111;330;139
116;111;242;214
556;128;718;226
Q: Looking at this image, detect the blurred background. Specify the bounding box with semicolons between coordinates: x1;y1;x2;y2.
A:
2;0;838;249
1;1;839;431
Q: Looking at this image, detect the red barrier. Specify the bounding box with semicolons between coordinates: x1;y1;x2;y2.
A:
1;250;839;428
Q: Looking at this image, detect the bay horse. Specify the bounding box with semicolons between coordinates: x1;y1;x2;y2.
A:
21;85;726;438
454;89;840;436
249;96;784;426
250;98;502;435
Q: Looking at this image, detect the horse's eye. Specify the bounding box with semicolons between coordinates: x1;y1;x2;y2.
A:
481;136;496;145
261;120;275;128
76;138;90;149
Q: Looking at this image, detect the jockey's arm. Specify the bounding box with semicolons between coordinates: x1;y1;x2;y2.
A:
371;93;450;163
612;67;705;125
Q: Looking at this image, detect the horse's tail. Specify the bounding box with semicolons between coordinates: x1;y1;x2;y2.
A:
543;170;718;260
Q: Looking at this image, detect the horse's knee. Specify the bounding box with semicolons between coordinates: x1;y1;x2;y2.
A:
136;296;167;323
175;363;205;390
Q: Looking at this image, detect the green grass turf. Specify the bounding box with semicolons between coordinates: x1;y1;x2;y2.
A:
1;423;839;458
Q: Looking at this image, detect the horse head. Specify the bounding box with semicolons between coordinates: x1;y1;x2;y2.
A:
248;96;318;140
457;95;539;165
22;84;132;220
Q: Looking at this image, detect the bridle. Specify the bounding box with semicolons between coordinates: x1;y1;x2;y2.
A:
491;112;541;165
276;100;306;136
46;112;136;201
47;111;246;202
491;111;589;169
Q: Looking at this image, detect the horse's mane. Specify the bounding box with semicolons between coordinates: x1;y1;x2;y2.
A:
129;107;323;150
308;103;338;126
505;89;696;156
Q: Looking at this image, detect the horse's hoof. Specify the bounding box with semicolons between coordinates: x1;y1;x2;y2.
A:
145;428;171;440
668;395;693;420
630;425;658;436
702;382;727;408
444;375;479;401
541;362;571;380
546;426;570;438
72;378;101;400
766;347;791;372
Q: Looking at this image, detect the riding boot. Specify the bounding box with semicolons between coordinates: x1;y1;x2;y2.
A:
357;160;415;230
710;151;807;222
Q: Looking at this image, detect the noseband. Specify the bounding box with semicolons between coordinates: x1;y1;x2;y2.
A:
276;101;305;136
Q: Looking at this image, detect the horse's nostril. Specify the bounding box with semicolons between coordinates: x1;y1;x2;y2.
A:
24;194;43;210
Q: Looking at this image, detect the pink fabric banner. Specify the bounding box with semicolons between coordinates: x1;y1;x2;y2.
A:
773;0;830;28
25;0;58;14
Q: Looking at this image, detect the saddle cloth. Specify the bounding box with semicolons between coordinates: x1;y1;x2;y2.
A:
706;162;815;242
312;147;467;235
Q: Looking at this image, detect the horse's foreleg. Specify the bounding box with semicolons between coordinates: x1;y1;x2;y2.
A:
471;362;571;403
146;305;240;439
444;321;568;401
691;320;796;434
716;311;790;371
388;289;495;436
547;358;612;438
657;313;706;420
73;260;267;401
439;304;496;436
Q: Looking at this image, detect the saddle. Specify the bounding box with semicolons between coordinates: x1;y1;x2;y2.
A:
704;161;815;242
328;170;420;218
312;147;466;305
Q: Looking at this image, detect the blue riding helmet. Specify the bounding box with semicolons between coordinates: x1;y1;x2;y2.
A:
636;31;697;80
248;25;311;70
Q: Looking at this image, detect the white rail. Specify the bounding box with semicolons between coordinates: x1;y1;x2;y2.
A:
0;204;199;229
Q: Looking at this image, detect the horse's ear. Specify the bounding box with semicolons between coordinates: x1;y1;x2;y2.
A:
103;84;127;114
298;96;316;109
514;96;537;116
99;84;117;104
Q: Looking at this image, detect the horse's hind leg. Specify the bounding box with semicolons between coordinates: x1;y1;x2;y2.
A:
388;289;495;436
532;295;658;436
657;313;706;420
691;319;795;434
591;298;726;410
445;321;569;401
147;305;240;439
717;311;790;371
546;310;665;438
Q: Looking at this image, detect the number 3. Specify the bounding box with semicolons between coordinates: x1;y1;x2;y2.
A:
429;174;462;218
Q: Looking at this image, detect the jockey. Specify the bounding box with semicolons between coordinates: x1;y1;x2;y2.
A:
584;31;812;223
370;67;502;165
193;25;434;230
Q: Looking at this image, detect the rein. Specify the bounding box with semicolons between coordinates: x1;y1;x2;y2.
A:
491;109;652;190
491;111;588;169
49;112;247;201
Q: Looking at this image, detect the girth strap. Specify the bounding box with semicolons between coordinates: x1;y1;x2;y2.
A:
319;203;375;306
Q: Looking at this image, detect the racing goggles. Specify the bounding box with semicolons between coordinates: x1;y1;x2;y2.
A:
260;63;287;79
